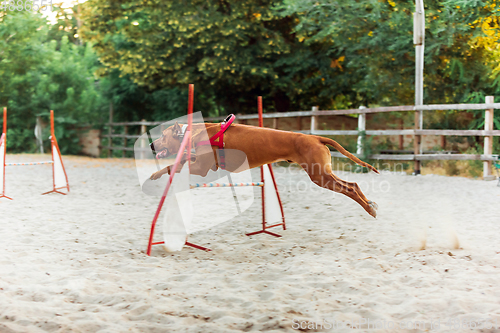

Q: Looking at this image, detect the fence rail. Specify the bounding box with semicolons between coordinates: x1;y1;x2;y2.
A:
201;103;500;120
100;99;499;178
311;129;500;136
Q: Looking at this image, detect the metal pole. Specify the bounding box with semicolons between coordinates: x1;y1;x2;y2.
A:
413;0;425;174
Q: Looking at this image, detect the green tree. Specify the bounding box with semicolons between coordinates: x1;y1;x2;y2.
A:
0;10;107;154
80;0;342;113
277;0;500;105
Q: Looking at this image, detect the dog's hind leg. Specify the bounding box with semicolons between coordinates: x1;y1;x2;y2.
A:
297;146;377;218
321;173;377;218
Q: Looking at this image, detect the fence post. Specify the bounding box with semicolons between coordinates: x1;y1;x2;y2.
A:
140;119;147;160
108;102;113;158
399;118;404;150
413;111;422;174
123;125;128;158
440;136;446;150
273;117;279;129
297;116;302;131
356;107;366;156
310;106;318;134
484;96;494;180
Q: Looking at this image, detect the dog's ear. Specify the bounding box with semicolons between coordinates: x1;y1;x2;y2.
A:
172;122;181;138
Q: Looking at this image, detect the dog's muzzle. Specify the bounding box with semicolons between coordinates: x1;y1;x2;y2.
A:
155;149;169;159
150;142;156;152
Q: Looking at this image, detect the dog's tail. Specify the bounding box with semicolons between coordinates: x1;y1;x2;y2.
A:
318;137;380;174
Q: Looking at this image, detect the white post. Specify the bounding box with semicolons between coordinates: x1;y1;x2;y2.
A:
484;96;494;180
357;107;366;156
140;119;147;160
310;106;318;134
414;0;425;126
414;0;425;174
35;116;44;154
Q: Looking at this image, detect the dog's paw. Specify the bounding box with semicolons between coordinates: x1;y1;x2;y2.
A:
150;171;163;180
367;200;378;218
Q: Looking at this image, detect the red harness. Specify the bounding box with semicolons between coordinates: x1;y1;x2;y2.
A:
196;114;235;169
197;114;235;148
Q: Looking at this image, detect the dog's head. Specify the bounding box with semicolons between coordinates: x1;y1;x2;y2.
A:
150;122;184;159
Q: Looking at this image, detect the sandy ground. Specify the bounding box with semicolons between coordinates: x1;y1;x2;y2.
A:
1;154;500;333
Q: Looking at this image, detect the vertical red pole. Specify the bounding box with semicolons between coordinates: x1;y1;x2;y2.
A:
184;85;211;251
258;96;263;127
3;108;7;197
147;134;191;255
187;84;193;171
245;97;283;237
1;107;10;199
2;108;4;198
42;110;70;195
266;164;286;230
147;84;211;255
258;97;266;230
50;110;55;137
50;110;56;192
2;107;6;135
1;133;5;198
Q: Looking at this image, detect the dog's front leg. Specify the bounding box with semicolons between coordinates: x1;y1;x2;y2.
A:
150;160;188;180
150;165;172;180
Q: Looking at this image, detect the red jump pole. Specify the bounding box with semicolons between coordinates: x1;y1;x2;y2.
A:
49;110;56;193
42;110;70;195
187;84;193;171
246;97;284;238
1;107;12;200
184;84;210;251
266;163;286;230
52;111;70;194
146;133;191;256
2;107;6;135
147;84;210;255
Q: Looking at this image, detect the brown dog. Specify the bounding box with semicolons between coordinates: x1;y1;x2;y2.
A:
150;122;379;217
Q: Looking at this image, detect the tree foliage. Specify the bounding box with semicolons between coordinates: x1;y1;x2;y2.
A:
81;0;500;120
80;0;341;113
0;10;106;153
278;0;500;105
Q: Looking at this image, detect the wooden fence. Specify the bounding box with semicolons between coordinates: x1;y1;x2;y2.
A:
101;97;500;179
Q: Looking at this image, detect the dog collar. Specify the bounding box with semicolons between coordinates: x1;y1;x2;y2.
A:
178;124;188;139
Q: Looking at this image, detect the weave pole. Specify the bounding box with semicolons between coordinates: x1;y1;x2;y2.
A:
0;107;12;200
246;97;286;237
